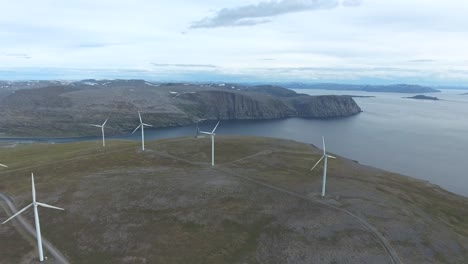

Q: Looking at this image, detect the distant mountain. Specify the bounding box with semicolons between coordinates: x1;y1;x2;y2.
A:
278;83;440;93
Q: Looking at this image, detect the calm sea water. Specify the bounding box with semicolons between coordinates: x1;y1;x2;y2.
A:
2;89;467;197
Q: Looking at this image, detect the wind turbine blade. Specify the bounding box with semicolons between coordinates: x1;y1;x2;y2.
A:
211;121;220;134
0;164;7;168
138;111;143;123
199;131;212;135
142;123;153;127
31;173;36;203
37;202;65;211
322;136;326;155
310;156;324;171
327;155;336;159
90;124;102;128
102;118;109;126
132;124;142;134
2;203;33;224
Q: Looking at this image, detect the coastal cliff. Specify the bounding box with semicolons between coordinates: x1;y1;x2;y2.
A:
176;91;361;120
0;80;361;137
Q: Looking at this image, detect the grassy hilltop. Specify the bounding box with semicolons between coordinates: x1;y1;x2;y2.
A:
0;136;466;264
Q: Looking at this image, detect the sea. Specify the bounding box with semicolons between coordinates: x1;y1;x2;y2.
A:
1;89;467;197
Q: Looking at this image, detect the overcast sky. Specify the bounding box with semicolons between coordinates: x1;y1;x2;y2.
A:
1;0;468;85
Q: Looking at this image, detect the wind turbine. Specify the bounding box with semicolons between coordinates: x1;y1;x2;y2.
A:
0;163;7;168
199;121;220;166
90;118;109;147
310;136;336;197
2;173;64;262
132;111;152;151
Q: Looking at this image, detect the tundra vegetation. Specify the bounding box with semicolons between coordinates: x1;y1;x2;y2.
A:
0;136;466;264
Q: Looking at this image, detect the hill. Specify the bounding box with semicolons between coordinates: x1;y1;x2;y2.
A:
0;80;361;137
280;83;440;93
0;137;466;263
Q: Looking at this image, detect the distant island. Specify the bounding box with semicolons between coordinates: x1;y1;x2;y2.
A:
277;83;440;93
404;95;440;100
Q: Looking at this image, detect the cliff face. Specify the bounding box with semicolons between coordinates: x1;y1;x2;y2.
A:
176;91;361;119
176;91;361;120
0;81;362;137
176;90;295;120
290;95;361;117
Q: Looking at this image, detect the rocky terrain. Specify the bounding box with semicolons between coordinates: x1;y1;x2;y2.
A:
0;80;361;137
0;136;466;263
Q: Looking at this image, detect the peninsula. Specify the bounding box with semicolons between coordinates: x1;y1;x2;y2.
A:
0;80;361;137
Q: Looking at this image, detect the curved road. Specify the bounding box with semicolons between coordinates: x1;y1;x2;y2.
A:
149;145;403;264
214;150;404;264
0;192;69;264
0;139;402;264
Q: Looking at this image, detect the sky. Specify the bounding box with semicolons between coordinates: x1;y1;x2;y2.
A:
1;0;468;85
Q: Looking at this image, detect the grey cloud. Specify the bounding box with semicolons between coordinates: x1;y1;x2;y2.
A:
75;43;117;48
152;63;219;69
447;70;468;74
408;59;436;63
262;66;423;74
341;0;362;7
4;53;31;59
265;66;350;72
191;0;360;29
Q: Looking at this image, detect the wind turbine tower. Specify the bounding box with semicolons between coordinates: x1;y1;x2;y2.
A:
199;121;220;166
310;136;336;197
132;111;153;151
90;118;109;147
2;173;65;262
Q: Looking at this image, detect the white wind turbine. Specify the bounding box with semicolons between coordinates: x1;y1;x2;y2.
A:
132;111;152;151
199;121;220;166
90;118;109;147
2;173;64;262
0;163;7;168
311;136;336;197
